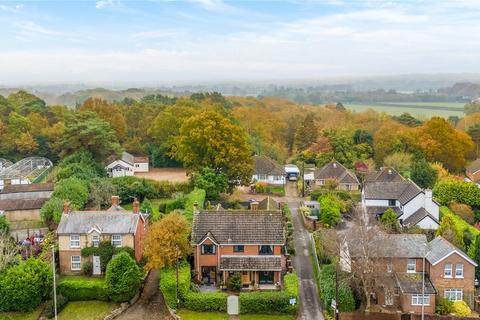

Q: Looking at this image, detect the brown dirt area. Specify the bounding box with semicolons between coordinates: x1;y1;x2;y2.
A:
134;168;188;182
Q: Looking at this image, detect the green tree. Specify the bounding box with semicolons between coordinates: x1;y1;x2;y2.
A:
353;129;373;146
40;197;64;229
379;208;400;233
294;113;318;151
436;214;465;249
140;198;153;214
105;251;142;302
190;167;228;200
319;194;342;227
474;234;480;279
383;152;413;176
88;178;118;209
7;90;47;115
52;177;89;209
392;113;422;127
411;159;437;189
58;112;121;162
467;123;480;156
0;215;9;234
173;111;253;187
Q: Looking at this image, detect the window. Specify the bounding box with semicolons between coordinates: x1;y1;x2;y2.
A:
201;244;216;255
92;235;99;247
111;234;122;247
274;175;281;181
444;289;463;301
70;235;80;248
407;259;416;273
455;263;464;278
394;287;400;296
411;294;430;306
387;262;393;273
233;245;244;253
388;199;396;206
71;255;81;270
444;263;452;278
259;245;274;255
258;174;267;180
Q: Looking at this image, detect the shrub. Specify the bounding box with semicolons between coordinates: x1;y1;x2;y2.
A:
43;295;68;319
190;167;228;200
435;296;453;315
112;176;156;202
81;241;135;272
318;264;355;312
379;208;401;233
58;278;107;301
239;291;297;314
165;194;187;213
319;194;341;227
434;180;480;207
40;197;65;229
82;261;93;276
449;202;475;224
159;262;191;308
183;188;206;223
452;300;471;316
0;214;10;233
255;182;267;194
284;273;299;298
52;177;89;209
183;292;228;312
227;273;242;291
0;258;53;312
140;198;153;214
105;251;143;302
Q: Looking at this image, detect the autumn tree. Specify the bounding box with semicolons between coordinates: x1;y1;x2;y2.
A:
373;121;417;165
294;113;318;151
143;212;190;270
173;111;253;187
467;123;480;156
416;117;474;172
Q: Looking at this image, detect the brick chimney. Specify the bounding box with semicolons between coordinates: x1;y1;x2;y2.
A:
132;197;140;214
111;195;120;208
250;201;259;211
63;201;71;214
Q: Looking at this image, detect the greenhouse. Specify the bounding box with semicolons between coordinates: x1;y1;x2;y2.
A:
0;157;53;190
0;158;13;170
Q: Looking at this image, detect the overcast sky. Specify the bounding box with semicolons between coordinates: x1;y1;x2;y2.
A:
0;0;479;85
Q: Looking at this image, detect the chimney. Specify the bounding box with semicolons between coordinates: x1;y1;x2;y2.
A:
193;201;199;214
63;201;71;214
388;168;392;175
111;195;120;208
250;201;259;211
132;197;140;214
333;162;337;168
424;189;433;213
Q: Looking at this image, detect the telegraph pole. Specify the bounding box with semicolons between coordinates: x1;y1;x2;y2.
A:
301;160;305;198
52;246;58;320
335;261;340;320
176;244;179;310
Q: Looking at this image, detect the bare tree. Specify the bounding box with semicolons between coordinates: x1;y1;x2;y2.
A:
0;231;19;271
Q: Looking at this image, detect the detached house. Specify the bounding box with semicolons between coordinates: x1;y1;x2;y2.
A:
106;152;149;178
314;160;360;190
363;179;440;230
252;156;285;185
56;196;146;275
191;200;286;289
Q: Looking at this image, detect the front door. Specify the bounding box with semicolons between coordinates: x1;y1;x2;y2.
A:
93;256;101;275
385;289;393;306
259;271;274;284
201;266;216;285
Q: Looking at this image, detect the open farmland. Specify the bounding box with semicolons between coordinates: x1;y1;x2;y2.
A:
346;102;465;118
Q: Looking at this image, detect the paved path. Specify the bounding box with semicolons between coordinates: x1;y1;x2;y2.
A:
286;182;324;320
116;269;174;320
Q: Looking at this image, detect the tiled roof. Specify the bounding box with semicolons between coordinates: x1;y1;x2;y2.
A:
1;183;54;194
254;156;285;176
395;273;436;294
220;255;282;271
466;159;480;175
258;197;279;210
133;156;148;163
314;161;359;184
0;198;49;211
56;211;140;235
192;211;284;245
402;208;439;228
347;233;428;258
363;181;422;205
364;167;404;183
121;152;135;165
426;236;477;267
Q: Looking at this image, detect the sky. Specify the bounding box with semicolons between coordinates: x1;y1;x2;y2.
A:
0;0;480;85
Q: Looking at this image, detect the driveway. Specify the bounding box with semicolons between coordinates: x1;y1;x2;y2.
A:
286;182;324;320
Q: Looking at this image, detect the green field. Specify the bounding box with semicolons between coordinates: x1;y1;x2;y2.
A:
346;102;465;118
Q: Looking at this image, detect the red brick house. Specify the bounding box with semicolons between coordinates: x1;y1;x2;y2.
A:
191;202;286;289
56;196;147;275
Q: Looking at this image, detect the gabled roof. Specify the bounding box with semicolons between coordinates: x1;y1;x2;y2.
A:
253;156;284;176
402;208;439;228
364;167;404;183
258;197;279;210
466;159;480;175
0;198;49;211
56;211;141;235
346;233;428;258
314;160;359;184
1;183;54;194
363;180;422;205
426;236;478;267
121;152;135;166
192;211;284;245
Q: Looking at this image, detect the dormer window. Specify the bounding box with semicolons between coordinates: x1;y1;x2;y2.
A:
388;199;396;206
201;244;216;255
259;245;274;255
92;235;99;247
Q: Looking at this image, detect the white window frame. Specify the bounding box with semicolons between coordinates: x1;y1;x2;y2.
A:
407;259;416;273
455;263;464;278
444;289;463;301
70;234;80;248
92;235;99;247
111;234;122;247
411;294;430;306
258;174;267;180
444;263;453;278
71;255;81;271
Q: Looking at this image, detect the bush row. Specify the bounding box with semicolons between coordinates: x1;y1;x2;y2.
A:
183;188;206;223
159;263;191;308
58;278;108;301
239;291;297;314
112;176;191;202
183;292;228;312
283;273;299;298
318;264;355;313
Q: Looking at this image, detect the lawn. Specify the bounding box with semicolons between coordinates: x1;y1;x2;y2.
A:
177;311;295;320
0;305;44;320
58;301;118;320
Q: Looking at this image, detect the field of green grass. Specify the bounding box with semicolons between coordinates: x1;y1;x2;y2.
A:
346;102;465;118
0;305;44;320
177;310;295;320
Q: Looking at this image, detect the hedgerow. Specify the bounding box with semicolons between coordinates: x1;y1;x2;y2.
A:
159;262;191;308
318;264;355;313
284;273;299;298
239;291;297;314
183;292;228;312
57;278;107;301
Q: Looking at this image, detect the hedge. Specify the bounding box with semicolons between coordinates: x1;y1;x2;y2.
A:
183;292;228;312
112;176;191;202
105;251;143;302
440;206;480;238
159;263;191;308
183;188;206;223
318;264;355;313
58;278;108;301
284;273;299;298
239;291;297;314
434;180;480;207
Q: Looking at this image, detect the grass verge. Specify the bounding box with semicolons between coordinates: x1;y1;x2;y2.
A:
177;310;295;320
57;301;118;320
